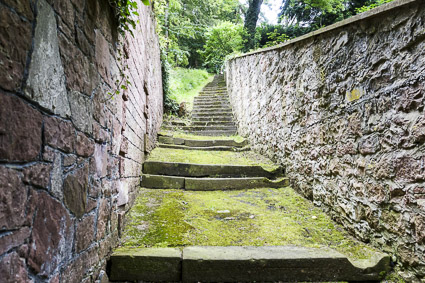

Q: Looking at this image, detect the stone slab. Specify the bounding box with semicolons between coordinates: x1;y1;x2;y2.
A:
185;177;289;191
143;161;284;178
184;139;248;147
189;130;238;136
158;143;249;152
141;174;185;189
182;246;390;282
162;126;237;131
192;116;234;122
109;248;182;282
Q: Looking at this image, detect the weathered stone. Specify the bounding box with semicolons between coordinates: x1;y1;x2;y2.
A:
96;199;109;240
76;214;95;252
143;161;283;178
0;167;28;230
415;215;425;244
25;0;71;118
23;163;52;189
50;152;64;200
94;143;108;178
141;174;185;190
0;93;43;162
44;116;75;153
95;30;111;84
63;164;89;218
0;227;30;255
76;132;95;157
0;252;30;282
185;176;289;191
116;181;129;206
69;91;93;134
182;246;390;282
0;5;32;91
109;248;182;282
28;191;73;276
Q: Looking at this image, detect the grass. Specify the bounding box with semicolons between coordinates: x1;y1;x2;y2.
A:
169;67;214;111
147;147;278;171
120;187;381;262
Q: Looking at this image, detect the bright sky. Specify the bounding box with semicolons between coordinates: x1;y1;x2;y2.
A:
240;0;283;25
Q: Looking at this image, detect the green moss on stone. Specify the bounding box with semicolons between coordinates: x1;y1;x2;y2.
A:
147;148;278;171
121;187;380;261
159;130;245;142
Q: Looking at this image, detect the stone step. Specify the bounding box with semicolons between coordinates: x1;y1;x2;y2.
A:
191;121;235;126
108;246;390;282
192;107;232;113
141;174;289;190
193;99;229;104
193;101;230;107
192;109;232;114
189;130;237;136
192;116;233;122
143;161;284;178
158;143;249;152
162;125;237;131
158;136;248;147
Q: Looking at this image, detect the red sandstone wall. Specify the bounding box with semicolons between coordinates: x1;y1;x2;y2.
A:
0;0;163;282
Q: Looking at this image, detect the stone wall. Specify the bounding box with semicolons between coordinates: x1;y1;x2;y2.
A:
0;0;162;282
226;0;424;280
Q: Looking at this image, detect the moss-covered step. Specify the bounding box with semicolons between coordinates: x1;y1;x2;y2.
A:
108;248;182;282
143;161;284;178
158;136;247;147
192;112;233;118
192;108;232;113
191;121;235;127
148;148;276;169
141;174;185;189
182;246;390;282
158;143;249;152
192;116;234;122
185;177;289;191
189;130;237;136
141;174;288;190
162;125;237;132
193;101;230;107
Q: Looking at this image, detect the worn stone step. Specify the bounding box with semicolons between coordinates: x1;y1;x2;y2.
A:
158;136;247;147
192;109;232;114
193;105;232;111
193;99;229;105
143;161;284;178
182;246;390;282
189;130;237;136
192;116;233;122
163;125;237;131
191;121;235;126
108;248;182;282
193;101;230;106
141;174;289;190
158;143;249;152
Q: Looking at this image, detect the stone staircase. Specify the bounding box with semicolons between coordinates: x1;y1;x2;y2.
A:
163;75;238;136
106;76;391;282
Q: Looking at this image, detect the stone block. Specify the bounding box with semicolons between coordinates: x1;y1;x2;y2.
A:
28;191;73;276
0;252;30;282
25;0;71;118
76;132;95;157
63;164;89;218
23;163;52;189
109;248;182;282
0;93;43;162
44;116;75;153
69;91;93;134
0;5;32;91
141;174;185;189
0;167;28;230
185;177;289;191
76;214;95;252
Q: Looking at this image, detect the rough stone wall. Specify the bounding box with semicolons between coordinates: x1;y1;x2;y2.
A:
226;0;424;280
0;0;162;282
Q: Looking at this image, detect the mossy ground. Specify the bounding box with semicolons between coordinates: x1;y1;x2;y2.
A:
147;147;278;171
121;187;380;261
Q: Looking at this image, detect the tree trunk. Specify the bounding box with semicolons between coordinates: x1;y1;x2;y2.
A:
243;0;263;52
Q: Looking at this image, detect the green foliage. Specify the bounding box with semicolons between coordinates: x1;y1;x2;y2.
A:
264;29;289;48
111;0;150;37
355;0;394;13
169;68;213;109
200;22;246;73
